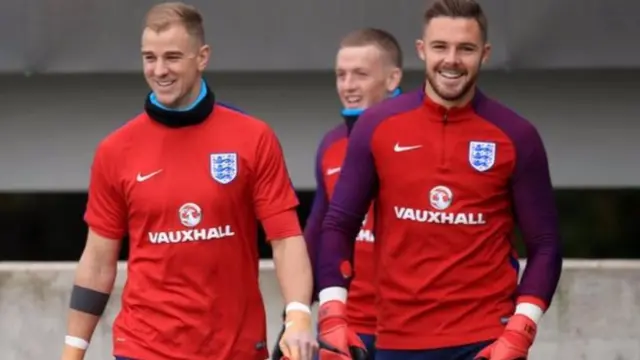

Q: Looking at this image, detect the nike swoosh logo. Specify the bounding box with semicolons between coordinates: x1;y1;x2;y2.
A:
326;167;341;175
394;143;423;152
136;169;163;182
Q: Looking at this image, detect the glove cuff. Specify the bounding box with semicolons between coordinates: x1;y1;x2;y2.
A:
318;300;347;320
506;313;537;339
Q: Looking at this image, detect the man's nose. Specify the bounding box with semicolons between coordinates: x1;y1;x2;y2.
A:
153;60;170;77
443;48;461;65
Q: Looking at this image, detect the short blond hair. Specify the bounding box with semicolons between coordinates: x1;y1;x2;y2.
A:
144;2;205;43
340;28;403;68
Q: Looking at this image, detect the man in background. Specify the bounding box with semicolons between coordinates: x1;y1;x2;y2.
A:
272;28;403;360
60;2;316;360
315;0;563;359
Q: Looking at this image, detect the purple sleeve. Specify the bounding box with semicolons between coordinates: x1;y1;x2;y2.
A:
317;91;424;290
304;177;328;271
303;148;329;302
303;134;333;275
510;127;562;306
475;94;562;307
316;120;378;290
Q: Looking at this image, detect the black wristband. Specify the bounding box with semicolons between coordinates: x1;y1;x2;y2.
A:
69;285;110;316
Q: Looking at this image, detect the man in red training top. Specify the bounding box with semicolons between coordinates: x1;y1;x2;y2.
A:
60;3;316;360
315;0;563;359
273;28;404;360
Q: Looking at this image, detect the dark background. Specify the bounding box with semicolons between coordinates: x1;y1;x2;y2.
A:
1;189;638;261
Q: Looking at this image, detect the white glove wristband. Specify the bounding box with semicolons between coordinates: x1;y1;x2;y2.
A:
318;287;347;306
65;335;89;350
515;303;544;324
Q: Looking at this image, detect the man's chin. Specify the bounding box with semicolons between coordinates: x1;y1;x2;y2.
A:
437;89;468;102
430;80;476;103
154;93;181;108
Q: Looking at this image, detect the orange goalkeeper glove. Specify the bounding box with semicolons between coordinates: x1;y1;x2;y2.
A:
317;300;367;360
475;314;536;360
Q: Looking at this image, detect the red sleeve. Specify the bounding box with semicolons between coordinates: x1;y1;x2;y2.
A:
252;125;299;227
262;209;302;241
83;141;127;240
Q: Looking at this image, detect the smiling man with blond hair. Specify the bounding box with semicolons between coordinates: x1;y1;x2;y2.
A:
60;3;316;360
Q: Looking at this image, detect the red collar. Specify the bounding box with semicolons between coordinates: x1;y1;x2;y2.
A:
422;86;482;122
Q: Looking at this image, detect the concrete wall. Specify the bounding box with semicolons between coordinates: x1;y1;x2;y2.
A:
0;260;638;360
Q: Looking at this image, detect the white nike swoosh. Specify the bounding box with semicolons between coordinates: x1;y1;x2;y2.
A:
394;143;423;152
136;169;163;182
326;167;341;175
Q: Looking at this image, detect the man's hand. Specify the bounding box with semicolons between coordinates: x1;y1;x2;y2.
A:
278;305;317;360
317;300;367;360
475;314;536;360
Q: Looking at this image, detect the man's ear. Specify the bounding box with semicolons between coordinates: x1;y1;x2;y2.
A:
386;67;403;93
197;44;211;72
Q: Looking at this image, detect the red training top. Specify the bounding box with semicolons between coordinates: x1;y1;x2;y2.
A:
317;88;562;350
85;104;300;360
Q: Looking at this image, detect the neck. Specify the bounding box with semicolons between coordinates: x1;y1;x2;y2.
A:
145;80;215;128
424;82;475;109
183;79;204;107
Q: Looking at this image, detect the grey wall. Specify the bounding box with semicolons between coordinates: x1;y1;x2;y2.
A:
1;70;639;191
1;260;639;360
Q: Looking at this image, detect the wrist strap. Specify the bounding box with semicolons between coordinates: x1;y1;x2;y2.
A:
285;301;311;314
65;335;89;350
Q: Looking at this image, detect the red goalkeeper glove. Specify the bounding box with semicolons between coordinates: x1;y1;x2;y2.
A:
475;314;537;360
317;300;368;360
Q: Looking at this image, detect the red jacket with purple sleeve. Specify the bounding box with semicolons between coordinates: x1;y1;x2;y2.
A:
305;121;377;335
317;88;562;350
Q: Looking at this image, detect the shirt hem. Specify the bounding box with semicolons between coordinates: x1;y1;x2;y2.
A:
349;323;376;336
376;326;502;350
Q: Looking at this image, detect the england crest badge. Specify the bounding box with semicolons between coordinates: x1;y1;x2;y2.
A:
468;141;496;172
210;153;238;184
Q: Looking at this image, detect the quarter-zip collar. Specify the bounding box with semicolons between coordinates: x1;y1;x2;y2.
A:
422;85;480;122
